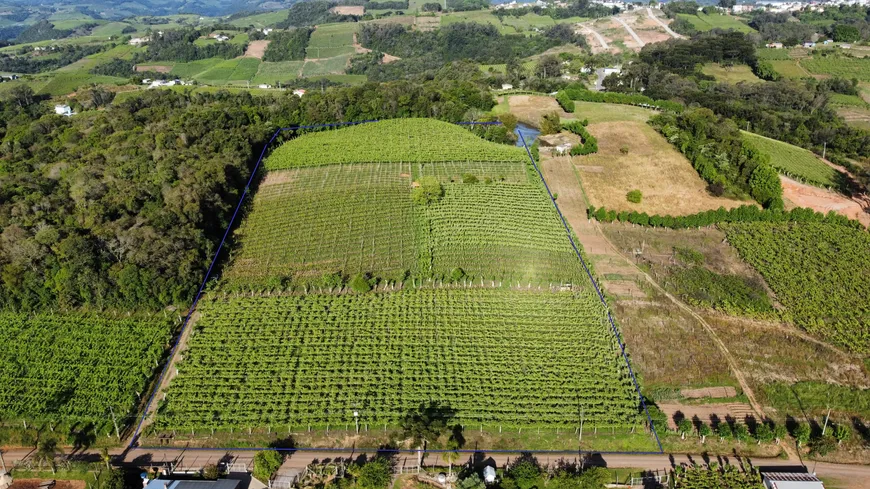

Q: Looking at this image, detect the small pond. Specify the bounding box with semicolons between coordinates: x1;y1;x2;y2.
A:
514;122;540;147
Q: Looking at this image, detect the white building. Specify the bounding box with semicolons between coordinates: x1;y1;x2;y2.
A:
262;28;273;35
129;37;150;46
258;84;272;89
54;105;74;117
766;42;784;48
501;83;514;90
292;89;306;97
213;34;230;42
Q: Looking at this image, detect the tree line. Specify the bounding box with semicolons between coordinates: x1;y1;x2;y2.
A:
132;28;245;62
262;28;312;62
0;78;497;312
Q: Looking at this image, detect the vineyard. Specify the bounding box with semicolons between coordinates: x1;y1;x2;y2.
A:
422;183;587;284
801;56;870;82
156;289;640;431
265;119;528;170
742;131;840;189
724;222;870;352
225;163;417;286
0;312;171;425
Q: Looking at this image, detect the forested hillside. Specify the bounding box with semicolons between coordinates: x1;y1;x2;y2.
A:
0;80;495;312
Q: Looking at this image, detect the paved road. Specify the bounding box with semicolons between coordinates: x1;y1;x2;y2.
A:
3;448;869;487
614;17;645;48
646;7;683;39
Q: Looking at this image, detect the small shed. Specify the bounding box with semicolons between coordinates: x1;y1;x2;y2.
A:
762;472;824;489
144;480;241;489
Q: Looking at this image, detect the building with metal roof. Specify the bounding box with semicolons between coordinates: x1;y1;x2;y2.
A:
762;472;825;489
144;479;242;489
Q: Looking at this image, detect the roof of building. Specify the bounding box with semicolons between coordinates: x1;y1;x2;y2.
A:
762;472;824;489
145;479;241;489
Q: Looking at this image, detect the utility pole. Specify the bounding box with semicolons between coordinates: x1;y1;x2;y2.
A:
109;406;120;440
822;141;827;160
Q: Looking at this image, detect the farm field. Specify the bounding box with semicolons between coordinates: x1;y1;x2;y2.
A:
768;59;807;78
230;9;290;28
37;73;127;96
724;222;870;353
675;13;755;33
802;56;870;82
569;102;746;216
742;131;841;189
301;54;351;76
701;63;761;84
251;61;304;84
157;288;641;433
265;119;528;169
306;23;357;59
153;118;652;449
0;312;171;429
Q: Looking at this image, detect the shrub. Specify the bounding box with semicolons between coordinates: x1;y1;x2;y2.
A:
349;274;373;293
620;145;629;155
626;189;642;204
540;111;561;135
506;454;541;489
412;176;444;205
357;457;392;489
253;451;283;482
555;91;575;113
462;173;478;184
202;464;220;480
450;267;465;282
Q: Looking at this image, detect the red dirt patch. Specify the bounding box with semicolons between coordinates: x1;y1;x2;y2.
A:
780;175;870;227
681;386;737;399
244;40;270;59
659;402;755;429
136;65;171;73
11;481;85;489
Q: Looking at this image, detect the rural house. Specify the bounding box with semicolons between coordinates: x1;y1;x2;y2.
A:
762;472;825;489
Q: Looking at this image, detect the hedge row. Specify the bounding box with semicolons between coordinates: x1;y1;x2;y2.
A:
559;86;684;113
562;120;598;155
587;204;865;231
556;91;575;113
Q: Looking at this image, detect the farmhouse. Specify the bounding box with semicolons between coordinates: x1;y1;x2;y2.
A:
762;472;824;489
766;42;784;48
292;89;306;97
129;37;150;46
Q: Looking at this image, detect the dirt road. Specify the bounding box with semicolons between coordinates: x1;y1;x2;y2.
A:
614;17;645;48
646;8;682;39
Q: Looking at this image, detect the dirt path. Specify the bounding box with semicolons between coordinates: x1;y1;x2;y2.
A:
614;16;645;48
134;311;201;439
540;153;647;299
646;7;682;39
581;25;609;51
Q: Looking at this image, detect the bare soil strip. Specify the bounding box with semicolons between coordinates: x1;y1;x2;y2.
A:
244;40;270;59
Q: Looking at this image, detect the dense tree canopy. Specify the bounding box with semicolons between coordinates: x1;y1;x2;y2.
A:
0;79;496;312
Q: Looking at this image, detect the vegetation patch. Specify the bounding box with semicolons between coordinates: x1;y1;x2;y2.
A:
265;119;527;170
743;131;842;189
724;222;870;352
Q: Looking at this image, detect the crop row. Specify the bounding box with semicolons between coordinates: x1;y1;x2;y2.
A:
265;119;528;170
0;312;171;423
155;288;640;431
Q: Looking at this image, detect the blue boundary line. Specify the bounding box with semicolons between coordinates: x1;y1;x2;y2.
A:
128;119;662;455
517;132;664;454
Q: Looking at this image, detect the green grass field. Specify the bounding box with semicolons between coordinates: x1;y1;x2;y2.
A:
742;131;840;188
37;73;127;96
802;56;870;82
768;59;807;78
170;58;222;78
251;61;304;84
756;48;792;60
193;58;240;84
677;13;755;33
701;63;762;84
441;11;518;35
229;9;290;28
301;54;351;76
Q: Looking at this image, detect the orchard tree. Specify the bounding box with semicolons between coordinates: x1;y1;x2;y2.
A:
698;422;712;444
677;418;693;440
833;424;851;445
794;423;811;448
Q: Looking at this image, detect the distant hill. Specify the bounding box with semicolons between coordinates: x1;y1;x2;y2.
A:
4;0;299;18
